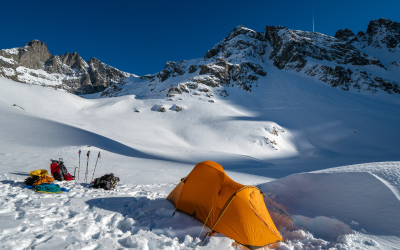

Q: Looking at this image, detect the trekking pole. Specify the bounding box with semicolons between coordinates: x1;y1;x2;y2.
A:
73;167;78;178
85;151;90;183
78;149;81;180
91;152;101;182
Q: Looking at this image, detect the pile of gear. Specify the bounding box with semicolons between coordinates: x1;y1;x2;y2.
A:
24;169;69;193
24;151;120;194
91;173;120;190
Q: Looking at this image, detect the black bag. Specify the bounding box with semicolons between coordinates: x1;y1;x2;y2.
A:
92;173;119;190
24;176;39;186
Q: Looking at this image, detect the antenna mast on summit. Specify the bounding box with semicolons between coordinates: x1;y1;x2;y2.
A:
313;8;315;32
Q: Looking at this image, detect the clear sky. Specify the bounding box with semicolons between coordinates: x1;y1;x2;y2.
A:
1;0;399;76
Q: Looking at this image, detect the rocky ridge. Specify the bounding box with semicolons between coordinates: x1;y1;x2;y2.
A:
101;26;269;98
335;18;400;52
265;18;400;93
104;18;399;98
1;18;399;97
0;40;133;94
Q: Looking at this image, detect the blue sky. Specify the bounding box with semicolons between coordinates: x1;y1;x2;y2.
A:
1;0;399;76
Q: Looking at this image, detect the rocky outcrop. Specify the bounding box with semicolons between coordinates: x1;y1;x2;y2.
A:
18;40;52;69
334;19;400;52
334;28;359;44
204;25;268;62
86;57;130;93
0;40;133;94
265;26;384;70
137;26;270;98
0;40;51;70
265;19;399;94
364;18;400;50
155;61;187;82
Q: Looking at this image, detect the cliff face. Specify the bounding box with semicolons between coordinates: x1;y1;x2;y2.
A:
263;18;400;94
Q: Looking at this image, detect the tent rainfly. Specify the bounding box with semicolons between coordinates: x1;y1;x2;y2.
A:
167;161;283;249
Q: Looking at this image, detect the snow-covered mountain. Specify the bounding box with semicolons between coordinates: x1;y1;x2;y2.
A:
0;40;135;94
99;18;400;99
1;18;398;97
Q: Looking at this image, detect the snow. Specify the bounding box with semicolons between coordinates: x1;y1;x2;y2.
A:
1;48;19;55
1;67;15;76
0;56;16;65
1;36;400;250
15;66;67;87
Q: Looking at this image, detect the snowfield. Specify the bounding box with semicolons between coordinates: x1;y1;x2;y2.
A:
1;64;400;250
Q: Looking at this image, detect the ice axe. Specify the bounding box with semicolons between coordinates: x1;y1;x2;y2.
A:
91;152;101;182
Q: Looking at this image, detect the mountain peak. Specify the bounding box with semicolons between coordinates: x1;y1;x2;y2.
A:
26;39;45;46
204;25;267;60
362;18;400;50
334;28;356;40
367;18;399;35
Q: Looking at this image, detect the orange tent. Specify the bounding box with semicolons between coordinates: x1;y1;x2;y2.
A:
167;161;283;249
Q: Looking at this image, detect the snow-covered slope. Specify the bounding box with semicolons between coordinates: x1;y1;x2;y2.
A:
0;18;400;250
1;55;400;249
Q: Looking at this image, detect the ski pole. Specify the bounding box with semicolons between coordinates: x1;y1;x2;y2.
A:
78;149;81;180
85;151;90;183
91;152;101;182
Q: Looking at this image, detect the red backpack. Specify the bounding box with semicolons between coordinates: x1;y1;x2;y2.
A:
50;159;75;181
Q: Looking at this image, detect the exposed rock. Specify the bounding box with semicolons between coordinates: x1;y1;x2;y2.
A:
199;58;230;85
100;84;123;97
334;28;357;41
188;75;220;88
198;88;209;92
156;61;186;82
188;65;198;74
205;26;268;62
172;105;185;112
373;77;400;94
265;26;384;70
0;40;133;95
365;18;400;50
86;57;130;94
216;90;229;97
158;106;167;112
18;40;52;69
187;82;198;89
167;84;189;97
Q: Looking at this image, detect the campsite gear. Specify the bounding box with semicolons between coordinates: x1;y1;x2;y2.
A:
30;169;51;178
167;161;283;249
91;152;101;182
26;183;69;193
25;169;54;186
24;176;39;186
85;151;90;183
73;166;78;178
78;149;81;180
91;173;119;190
50;158;75;181
32;175;55;186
